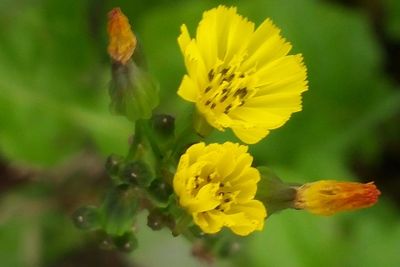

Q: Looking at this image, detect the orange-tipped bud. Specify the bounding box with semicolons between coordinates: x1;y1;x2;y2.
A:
107;7;137;64
294;180;380;216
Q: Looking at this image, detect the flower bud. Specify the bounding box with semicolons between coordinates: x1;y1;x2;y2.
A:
100;185;139;236
113;232;138;252
294;180;380;216
122;160;154;187
107;7;136;65
151;114;175;137
105;154;124;181
72;206;100;230
107;8;159;122
146;208;175;231
148;178;173;205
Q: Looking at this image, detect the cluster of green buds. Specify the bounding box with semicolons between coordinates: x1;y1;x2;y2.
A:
72;7;380;260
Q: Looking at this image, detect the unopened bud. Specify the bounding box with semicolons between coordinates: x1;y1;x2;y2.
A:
294;180;380;216
107;8;159;122
72;206;100;230
148;178;173;205
107;7;136;64
114;232;138;252
122;161;153;187
151;114;175;137
147;209;175;231
100;185;139;236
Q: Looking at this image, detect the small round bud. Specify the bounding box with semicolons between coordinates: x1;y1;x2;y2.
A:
151;114;175;137
147;209;165;231
148;178;173;204
122;161;153;187
147;209;176;232
99;235;115;250
105;154;123;178
72;206;100;230
114;232;138;252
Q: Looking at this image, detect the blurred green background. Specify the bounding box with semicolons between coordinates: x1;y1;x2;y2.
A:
1;0;399;266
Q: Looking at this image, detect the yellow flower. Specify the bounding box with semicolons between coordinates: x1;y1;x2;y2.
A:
294;180;380;216
173;142;267;236
178;6;308;144
107;7;137;64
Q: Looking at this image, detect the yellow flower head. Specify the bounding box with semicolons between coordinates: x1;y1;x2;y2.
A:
178;6;308;144
107;7;137;64
173;142;267;236
294;180;380;216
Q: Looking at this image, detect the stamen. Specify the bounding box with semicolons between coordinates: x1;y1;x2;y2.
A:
224;104;232;114
234;87;248;98
221;68;229;75
208;69;214;81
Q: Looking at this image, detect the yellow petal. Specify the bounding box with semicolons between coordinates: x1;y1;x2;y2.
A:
232;126;269;144
177;75;198;102
178;24;191;54
227;200;266;236
242;19;291;71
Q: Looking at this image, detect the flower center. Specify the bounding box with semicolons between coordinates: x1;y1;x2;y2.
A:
200;65;254;115
191;172;236;212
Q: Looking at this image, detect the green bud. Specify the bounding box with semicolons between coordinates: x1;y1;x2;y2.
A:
98;234;115;250
148;178;173;206
151;114;175;138
105;154;124;181
100;185;139;236
72;206;100;230
109;61;159;122
114;232;138;252
256;167;298;216
147;208;175;231
122;161;154;187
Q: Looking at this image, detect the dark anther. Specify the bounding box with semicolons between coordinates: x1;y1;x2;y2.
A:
239;73;245;78
205;86;211;93
208;69;215;81
220;183;224;187
224;198;231;203
218;192;225;196
222;88;228;94
224;104;232;114
220;95;228;102
211;103;216;109
234;87;248;98
205;100;211;106
221;68;229;75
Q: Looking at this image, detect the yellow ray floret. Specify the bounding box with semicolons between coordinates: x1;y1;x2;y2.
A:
177;6;308;144
173;142;267;236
